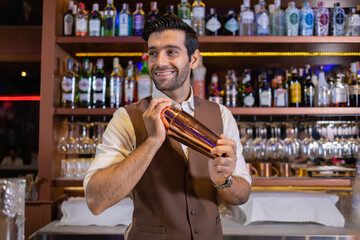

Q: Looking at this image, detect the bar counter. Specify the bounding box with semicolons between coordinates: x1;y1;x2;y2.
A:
33;219;359;240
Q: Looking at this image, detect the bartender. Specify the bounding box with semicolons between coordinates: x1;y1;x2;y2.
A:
84;14;251;240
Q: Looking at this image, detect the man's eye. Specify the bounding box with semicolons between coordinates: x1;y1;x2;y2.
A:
168;50;177;55
148;51;156;56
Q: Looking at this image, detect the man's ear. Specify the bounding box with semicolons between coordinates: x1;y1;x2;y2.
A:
190;49;200;70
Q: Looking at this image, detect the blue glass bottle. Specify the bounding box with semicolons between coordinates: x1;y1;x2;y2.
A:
117;3;132;36
224;10;239;36
300;2;314;36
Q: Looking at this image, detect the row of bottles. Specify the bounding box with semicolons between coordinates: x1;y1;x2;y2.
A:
205;62;360;108
60;54;152;109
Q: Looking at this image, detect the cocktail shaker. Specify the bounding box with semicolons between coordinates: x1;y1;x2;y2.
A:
161;106;222;159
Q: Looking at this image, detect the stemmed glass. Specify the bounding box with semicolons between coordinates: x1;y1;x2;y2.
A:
282;123;298;163
352;122;360;160
57;121;78;154
251;122;267;162
239;122;253;162
265;123;283;162
77;122;95;154
316;122;333;164
300;122;318;160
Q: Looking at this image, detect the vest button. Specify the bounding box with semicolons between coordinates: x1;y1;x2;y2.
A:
194;229;199;234
191;210;196;216
188;193;193;198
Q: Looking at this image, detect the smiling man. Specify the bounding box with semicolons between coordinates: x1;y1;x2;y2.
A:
84;14;251;240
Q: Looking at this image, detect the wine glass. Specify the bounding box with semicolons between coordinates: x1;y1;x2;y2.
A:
282;122;298;163
251;122;267;162
317;122;333;165
300;122;318;160
265;123;283;162
77;123;95;154
57;121;78;154
352;122;360;160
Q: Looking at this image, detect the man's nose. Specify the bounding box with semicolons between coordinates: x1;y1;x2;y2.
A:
155;51;169;67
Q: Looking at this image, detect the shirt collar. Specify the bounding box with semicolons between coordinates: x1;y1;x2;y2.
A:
151;86;195;112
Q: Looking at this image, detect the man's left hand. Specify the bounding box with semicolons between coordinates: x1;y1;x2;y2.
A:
208;134;237;186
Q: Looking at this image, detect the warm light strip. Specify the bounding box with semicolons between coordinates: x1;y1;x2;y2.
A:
0;96;41;101
76;52;360;57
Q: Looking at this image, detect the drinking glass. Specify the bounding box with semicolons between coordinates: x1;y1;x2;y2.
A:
57;122;78;154
251;122;267;162
265;123;283;162
77;123;95;154
282;123;298;163
300;122;318;160
239;122;253;162
316;122;333;164
352;123;360;160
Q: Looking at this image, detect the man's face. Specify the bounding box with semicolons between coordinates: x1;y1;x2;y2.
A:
147;30;192;92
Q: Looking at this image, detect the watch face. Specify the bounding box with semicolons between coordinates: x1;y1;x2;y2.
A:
212;176;233;189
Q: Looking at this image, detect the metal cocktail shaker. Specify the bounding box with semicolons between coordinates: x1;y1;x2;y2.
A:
161;106;222;159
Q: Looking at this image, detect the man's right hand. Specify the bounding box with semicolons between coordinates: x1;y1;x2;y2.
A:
142;98;173;148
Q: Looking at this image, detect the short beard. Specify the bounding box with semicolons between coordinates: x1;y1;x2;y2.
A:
153;61;191;91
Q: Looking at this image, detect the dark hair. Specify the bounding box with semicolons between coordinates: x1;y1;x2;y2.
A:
142;14;198;61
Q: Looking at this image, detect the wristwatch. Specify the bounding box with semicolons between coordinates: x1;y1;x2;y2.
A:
211;176;233;189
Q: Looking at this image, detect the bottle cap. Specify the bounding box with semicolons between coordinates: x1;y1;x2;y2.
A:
93;3;99;11
243;0;250;8
79;2;85;10
318;2;323;7
211;73;219;83
113;57;119;68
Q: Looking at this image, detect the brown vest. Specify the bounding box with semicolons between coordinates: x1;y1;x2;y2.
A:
125;96;223;240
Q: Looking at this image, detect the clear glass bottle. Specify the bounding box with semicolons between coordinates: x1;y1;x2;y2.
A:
345;8;360;36
92;59;107;109
133;3;145;36
124;60;136;106
147;1;160;23
258;71;272;107
117;3;132;36
256;0;270;36
330;2;345;36
104;0;117;36
75;2;88;37
224;10;239;35
241;69;256;107
240;0;255;36
273;74;288;107
192;0;205;36
110;57;123;108
300;2;314;36
285;1;299;36
177;0;191;26
78;59;92;108
289;67;302;107
61;59;77;108
303;65;315;107
137;53;152;100
192;55;206;99
165;5;175;16
315;66;330;107
63;0;75;36
350;70;360;107
331;73;349;107
208;73;223;105
314;1;329;36
225;70;238;107
270;0;284;36
89;3;101;37
205;8;222;36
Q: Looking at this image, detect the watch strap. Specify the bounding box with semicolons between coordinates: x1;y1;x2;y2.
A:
211;176;233;189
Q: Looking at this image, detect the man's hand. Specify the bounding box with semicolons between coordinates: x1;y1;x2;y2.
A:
208;134;237;185
142;98;172;148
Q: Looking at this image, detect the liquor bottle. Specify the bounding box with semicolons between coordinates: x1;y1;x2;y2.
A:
258;71;272;107
314;1;329;36
315;66;330;107
104;0;117;36
192;0;205;36
242;69;256;107
288;67;302;107
330;3;345;36
110;57;123;108
133;3;145;36
61;59;77;108
147;1;160;23
75;2;88;37
285;1;299;36
165;5;175;16
89;3;101;37
350;70;360;107
100;10;105;36
138;53;152;100
205;8;222;36
255;0;270;36
63;0;75;36
192;55;206;99
240;0;255;36
299;2;314;36
270;0;284;36
331;73;349;107
272;74;288;107
78;59;92;108
208;73;223;105
124;60;136;105
177;0;191;26
92;59;107;108
303;65;315;107
224;10;239;36
117;3;132;36
225;70;238;107
345;8;360;36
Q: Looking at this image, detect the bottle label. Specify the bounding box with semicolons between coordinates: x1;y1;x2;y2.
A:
290;82;302;103
134;15;143;31
225;18;239;33
119;14;130;36
243;95;255;107
335;13;344;24
79;93;90;102
289;12;299;25
93;93;104;101
209;96;223;105
62;77;73;92
62;93;73;102
350;85;360;95
320;13;329;25
93;78;104;91
137;75;152;100
193;79;205;99
64;14;74;35
89;19;101;36
76;17;87;36
79;78;90;92
260;90;271;107
242;11;254;21
305;13;313;26
125;81;135;102
350;15;360;27
193;6;205;20
206;17;221;32
257;12;269;29
335;88;347;103
274;88;287;107
110;77;122;107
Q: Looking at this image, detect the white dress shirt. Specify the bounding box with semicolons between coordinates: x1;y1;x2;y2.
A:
83;87;251;191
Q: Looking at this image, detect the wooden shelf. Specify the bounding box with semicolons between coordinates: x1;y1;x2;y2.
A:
54;107;360;116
